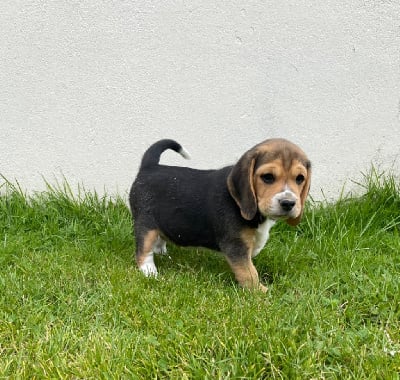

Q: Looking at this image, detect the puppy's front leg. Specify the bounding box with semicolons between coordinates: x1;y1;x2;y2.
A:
224;247;267;292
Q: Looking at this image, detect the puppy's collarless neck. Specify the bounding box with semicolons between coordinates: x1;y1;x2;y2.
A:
247;212;266;228
256;212;266;225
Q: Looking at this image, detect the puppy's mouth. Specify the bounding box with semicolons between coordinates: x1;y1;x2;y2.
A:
264;210;298;220
260;201;299;220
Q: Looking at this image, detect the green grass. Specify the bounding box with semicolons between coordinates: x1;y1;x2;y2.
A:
0;170;400;379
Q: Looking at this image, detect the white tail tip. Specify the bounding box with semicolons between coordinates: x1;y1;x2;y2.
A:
179;147;191;160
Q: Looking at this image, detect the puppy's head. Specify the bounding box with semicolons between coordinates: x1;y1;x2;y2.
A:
227;138;311;226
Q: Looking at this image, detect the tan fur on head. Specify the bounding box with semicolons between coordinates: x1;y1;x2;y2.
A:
227;139;311;225
285;163;311;226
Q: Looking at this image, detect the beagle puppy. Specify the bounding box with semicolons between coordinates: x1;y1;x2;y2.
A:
129;138;311;292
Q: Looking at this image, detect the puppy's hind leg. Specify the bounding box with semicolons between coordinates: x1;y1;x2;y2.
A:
135;228;160;277
153;235;167;255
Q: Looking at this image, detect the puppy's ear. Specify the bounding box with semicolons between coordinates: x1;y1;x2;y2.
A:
286;164;311;226
227;151;258;220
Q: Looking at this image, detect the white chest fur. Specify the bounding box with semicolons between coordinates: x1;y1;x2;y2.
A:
252;219;276;257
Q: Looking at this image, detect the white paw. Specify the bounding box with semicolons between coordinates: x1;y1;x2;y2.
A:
140;263;158;277
139;252;158;277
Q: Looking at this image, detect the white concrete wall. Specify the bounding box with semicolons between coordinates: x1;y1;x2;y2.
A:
1;1;399;200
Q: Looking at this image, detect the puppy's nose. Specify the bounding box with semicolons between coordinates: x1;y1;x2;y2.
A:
280;199;296;212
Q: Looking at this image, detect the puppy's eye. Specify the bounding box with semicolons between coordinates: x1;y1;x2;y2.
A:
296;174;305;185
261;173;275;184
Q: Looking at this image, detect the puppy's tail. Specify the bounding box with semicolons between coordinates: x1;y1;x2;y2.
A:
140;139;191;169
